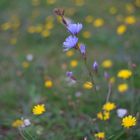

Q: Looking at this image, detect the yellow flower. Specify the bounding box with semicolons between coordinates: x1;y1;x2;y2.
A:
117;69;132;79
22;61;30;68
109;77;115;84
1;22;11;31
41;30;50;37
125;3;135;13
32;104;46;115
109;6;117;15
70;60;78;68
66;50;74;57
66;8;76;16
27;26;36;34
95;132;105;139
82;31;91;39
102;59;113;68
135;0;140;7
12;119;24;128
46;0;56;5
93;18;104;27
35;24;43;33
85;15;93;23
46;16;54;22
45;21;54;30
74;0;85;6
103;102;116;111
97;111;110;120
83;81;93;89
125;16;136;25
118;83;128;93
32;0;40;6
10;38;17;45
122;115;137;128
45;80;53;88
117;24;127;35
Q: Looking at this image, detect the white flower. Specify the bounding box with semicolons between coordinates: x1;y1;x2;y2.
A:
26;54;34;61
75;92;82;97
21;118;31;128
23;119;31;126
117;108;127;118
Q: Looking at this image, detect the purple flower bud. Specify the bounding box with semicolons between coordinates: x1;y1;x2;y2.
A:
63;35;78;51
93;61;98;72
79;44;86;55
66;71;76;82
104;72;110;80
66;71;73;77
67;23;83;35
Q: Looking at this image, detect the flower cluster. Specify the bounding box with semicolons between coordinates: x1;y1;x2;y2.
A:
60;15;87;57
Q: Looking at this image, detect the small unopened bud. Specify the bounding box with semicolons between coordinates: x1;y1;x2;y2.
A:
66;71;73;77
93;61;98;73
53;8;65;16
66;71;76;81
104;72;110;80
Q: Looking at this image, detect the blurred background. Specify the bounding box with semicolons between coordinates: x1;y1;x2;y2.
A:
0;0;140;139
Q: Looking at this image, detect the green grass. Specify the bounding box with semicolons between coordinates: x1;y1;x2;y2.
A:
0;0;140;139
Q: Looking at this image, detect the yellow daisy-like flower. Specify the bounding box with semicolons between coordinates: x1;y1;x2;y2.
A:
97;111;110;121
44;80;53;88
109;77;115;84
135;0;140;7
32;104;46;115
85;15;93;23
102;59;113;68
32;0;40;6
117;24;127;35
109;6;117;15
22;61;30;68
66;50;74;57
125;3;135;13
70;60;78;68
118;83;128;93
95;132;105;139
41;30;50;38
103;102;116;111
122;115;137;128
117;69;132;79
83;81;93;89
93;18;104;27
27;26;36;34
46;0;56;5
35;24;43;33
10;38;17;45
45;21;54;30
1;22;11;31
125;16;136;25
12;119;24;128
74;0;85;6
82;31;91;39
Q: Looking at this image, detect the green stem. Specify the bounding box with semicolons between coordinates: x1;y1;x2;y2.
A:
18;128;29;140
24;129;35;140
106;83;112;102
84;58;97;92
113;130;125;140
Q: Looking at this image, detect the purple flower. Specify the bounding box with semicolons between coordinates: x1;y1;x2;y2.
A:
63;35;78;51
66;71;73;77
79;44;86;55
93;61;98;72
67;23;83;35
66;71;76;81
104;72;110;80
